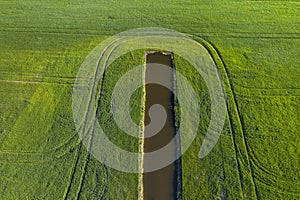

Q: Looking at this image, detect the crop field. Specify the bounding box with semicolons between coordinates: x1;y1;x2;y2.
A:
0;0;299;199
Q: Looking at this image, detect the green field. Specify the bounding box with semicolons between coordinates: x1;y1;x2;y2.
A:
0;0;299;199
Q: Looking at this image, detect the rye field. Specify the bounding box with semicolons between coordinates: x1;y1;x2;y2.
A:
0;0;299;199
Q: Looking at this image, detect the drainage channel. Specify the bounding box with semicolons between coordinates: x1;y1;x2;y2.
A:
143;51;181;200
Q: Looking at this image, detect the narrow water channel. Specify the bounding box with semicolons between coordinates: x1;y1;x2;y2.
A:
143;52;178;200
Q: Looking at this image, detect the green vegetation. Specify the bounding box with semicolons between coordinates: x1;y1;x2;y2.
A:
0;0;299;199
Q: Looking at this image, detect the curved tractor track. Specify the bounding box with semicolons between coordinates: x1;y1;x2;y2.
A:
199;37;300;198
63;37;122;200
198;37;259;199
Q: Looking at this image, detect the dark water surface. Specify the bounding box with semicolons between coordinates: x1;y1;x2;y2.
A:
143;52;178;200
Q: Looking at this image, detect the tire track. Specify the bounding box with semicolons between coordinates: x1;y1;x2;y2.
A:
197;39;245;198
253;171;300;196
0;72;81;85
233;85;300;97
0;73;92;84
75;40;121;200
198;37;259;199
0;132;81;164
206;39;259;200
0;73;77;80
207;35;300;39
235;92;300;98
0;28;106;37
62;143;83;200
2;26;300;39
99;163;109;200
0;79;73;85
218;136;229;200
249;148;300;195
248;148;277;178
64;38;122;200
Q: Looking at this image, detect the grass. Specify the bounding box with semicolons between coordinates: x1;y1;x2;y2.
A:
0;0;299;199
